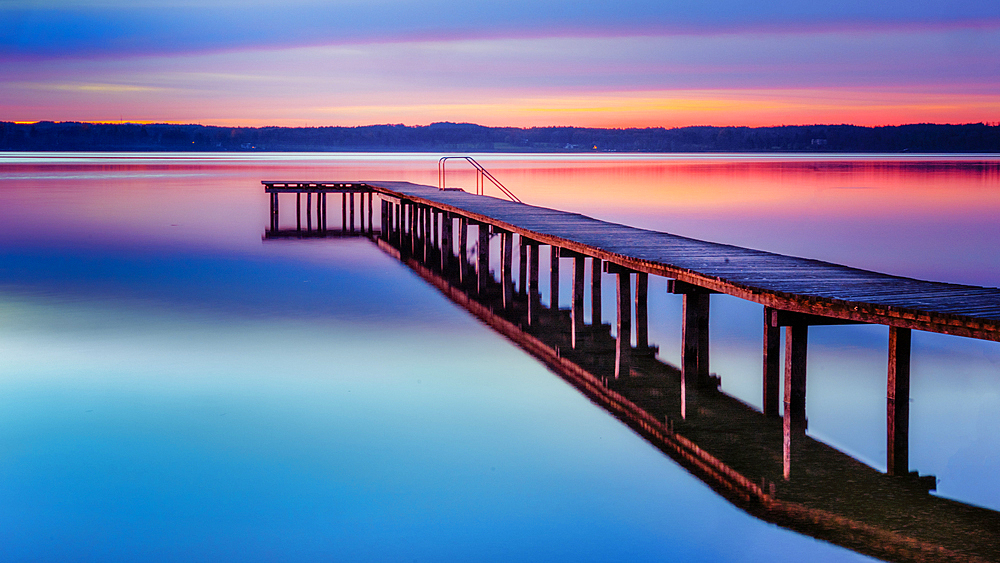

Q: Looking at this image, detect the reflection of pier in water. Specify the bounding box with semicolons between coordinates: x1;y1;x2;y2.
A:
263;181;1000;562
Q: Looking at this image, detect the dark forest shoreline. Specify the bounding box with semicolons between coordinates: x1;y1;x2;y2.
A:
3;121;999;153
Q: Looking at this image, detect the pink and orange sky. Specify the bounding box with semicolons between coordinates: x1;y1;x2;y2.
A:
2;0;999;128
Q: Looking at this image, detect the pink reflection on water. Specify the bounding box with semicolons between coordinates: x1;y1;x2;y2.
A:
1;153;998;285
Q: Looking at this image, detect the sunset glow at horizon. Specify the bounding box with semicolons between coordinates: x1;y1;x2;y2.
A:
3;1;999;128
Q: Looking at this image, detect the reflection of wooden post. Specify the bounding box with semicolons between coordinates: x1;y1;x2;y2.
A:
783;324;808;480
477;224;490;294
887;326;911;477
763;307;781;417
502;232;513;308
615;269;632;378
528;242;540;326
635;273;649;354
572;256;585;348
591;257;602;325
550;247;560;310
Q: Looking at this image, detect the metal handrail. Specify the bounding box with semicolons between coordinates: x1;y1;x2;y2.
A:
438;156;521;203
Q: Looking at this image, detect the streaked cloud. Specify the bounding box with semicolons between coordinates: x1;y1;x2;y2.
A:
3;1;998;126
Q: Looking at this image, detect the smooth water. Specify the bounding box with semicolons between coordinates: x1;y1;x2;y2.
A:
1;152;998;561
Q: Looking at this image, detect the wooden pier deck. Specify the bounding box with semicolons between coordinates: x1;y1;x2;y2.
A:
362;181;1000;341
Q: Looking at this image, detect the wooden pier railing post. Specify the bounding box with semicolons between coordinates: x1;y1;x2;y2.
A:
763;307;781;417
572;255;585;348
887;326;911;476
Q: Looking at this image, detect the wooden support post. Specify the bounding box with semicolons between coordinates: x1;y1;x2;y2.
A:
459;218;469;283
572;256;585;348
635;272;649;354
270;193;277;231
550;247;560;310
763;307;781;417
615;270;632;378
681;293;711;389
350;192;356;232
368;192;373;234
782;324;808;480
477;224;490;294
528;242;540;326
342;193;347;231
380;200;387;237
591;257;602;325
306;192;312;231
887;326;911;477
519;238;528;295
784;324;808;427
359;192;365;232
502;232;514;308
440;213;452;270
296;192;301;232
321;192;327;232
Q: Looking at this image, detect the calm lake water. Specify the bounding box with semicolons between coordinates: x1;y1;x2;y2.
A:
1;152;999;561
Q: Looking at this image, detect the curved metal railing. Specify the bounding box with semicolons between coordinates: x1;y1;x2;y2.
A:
438;156;521;203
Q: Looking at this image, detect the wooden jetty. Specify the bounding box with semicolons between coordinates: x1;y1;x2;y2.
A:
264;178;1000;561
372;226;1000;563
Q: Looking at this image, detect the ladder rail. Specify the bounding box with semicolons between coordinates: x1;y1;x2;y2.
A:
438;156;521;203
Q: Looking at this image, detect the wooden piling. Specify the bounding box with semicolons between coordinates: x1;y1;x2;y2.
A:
572;256;585;348
635;272;649;354
591;257;602;325
616;270;632;378
763;307;781;417
478;223;490;294
502;231;513;308
887;326;911;476
550;246;560;310
528;241;540;326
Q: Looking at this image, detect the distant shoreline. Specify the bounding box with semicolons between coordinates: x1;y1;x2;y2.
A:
3;121;999;153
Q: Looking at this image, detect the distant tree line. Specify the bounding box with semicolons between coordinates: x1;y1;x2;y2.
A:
1;121;999;153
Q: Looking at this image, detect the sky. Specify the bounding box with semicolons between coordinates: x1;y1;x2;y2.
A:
2;0;999;128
